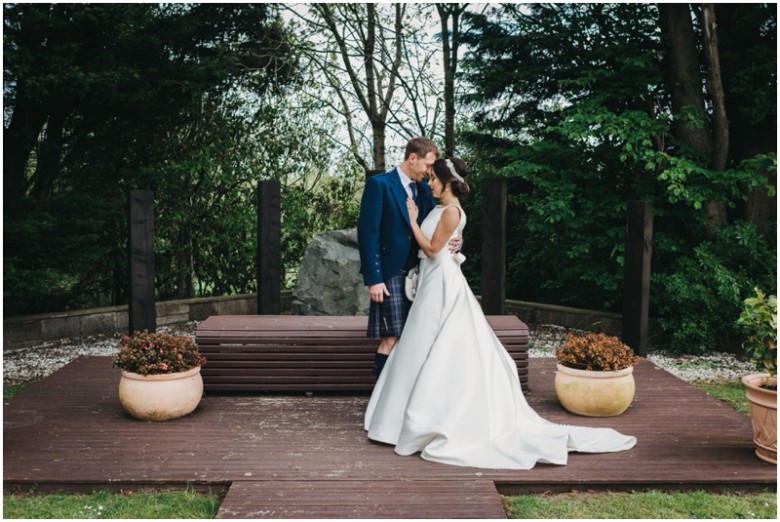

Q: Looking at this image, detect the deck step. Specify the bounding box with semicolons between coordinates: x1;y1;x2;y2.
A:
216;479;507;519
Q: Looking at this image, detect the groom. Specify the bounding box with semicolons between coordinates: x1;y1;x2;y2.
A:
358;137;439;377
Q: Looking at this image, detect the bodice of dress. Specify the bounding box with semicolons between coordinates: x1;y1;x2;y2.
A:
419;204;466;260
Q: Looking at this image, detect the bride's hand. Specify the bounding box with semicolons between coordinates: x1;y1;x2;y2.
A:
406;198;418;221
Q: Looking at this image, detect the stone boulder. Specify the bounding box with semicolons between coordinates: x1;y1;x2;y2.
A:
291;228;370;316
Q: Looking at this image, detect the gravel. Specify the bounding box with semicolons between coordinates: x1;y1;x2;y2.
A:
529;324;757;383
2;322;197;387
2;321;754;387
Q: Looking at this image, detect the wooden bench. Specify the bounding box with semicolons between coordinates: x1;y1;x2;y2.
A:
196;315;529;393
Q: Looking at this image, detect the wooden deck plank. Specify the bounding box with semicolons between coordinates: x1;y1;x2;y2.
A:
3;356;774;506
216;480;506;519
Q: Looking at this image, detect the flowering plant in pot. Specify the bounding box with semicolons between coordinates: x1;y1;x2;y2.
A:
114;330;206;375
736;288;777;464
114;331;206;421
554;332;640;417
555;332;639;372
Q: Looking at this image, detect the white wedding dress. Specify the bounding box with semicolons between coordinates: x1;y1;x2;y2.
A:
364;205;637;469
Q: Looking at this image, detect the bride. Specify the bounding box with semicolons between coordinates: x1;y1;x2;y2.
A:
364;157;637;470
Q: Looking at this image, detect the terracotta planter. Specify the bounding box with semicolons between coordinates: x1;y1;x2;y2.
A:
119;366;203;421
554;363;635;417
742;373;777;464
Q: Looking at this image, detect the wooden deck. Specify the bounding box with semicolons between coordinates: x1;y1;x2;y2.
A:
3;356;775;518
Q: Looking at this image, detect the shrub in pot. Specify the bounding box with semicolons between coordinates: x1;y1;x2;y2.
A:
114;331;206;421
736;288;777;464
554;332;639;417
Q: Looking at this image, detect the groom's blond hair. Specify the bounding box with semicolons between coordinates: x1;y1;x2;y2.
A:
404;137;439;160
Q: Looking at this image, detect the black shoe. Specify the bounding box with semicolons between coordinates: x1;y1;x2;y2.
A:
374;353;389;378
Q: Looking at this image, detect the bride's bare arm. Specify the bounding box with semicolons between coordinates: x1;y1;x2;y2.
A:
406;200;460;258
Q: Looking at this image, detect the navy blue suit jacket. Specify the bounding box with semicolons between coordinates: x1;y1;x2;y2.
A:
357;169;435;286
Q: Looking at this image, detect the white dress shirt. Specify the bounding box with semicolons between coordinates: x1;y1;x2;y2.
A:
397;166;416;200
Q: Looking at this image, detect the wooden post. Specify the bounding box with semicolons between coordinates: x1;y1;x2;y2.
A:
128;190;156;334
257;180;282;314
622;201;653;357
481;178;507;315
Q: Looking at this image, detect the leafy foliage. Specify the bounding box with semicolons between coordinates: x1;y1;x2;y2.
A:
654;221;777;353
114;331;206;375
736;288;778;376
4;195;126;314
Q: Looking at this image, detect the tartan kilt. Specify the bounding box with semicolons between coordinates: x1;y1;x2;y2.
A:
367;271;412;339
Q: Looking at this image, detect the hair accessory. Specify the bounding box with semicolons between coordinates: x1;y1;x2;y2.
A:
445;159;465;183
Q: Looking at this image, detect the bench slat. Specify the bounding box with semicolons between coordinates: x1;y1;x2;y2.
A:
202;352;528;362
199;344;528;354
202;371;530;382
196;315;530;393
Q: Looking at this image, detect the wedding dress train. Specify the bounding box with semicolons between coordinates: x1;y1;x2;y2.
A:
364;205;637;469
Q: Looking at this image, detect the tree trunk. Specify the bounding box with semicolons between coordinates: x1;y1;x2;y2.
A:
314;4;403;173
701;4;729;171
3;97;46;206
714;4;776;235
660;3;728;237
31;111;68;208
372;121;386;173
700;4;729;232
176;228;195;299
660;3;713;155
363;5;384;171
437;4;464;158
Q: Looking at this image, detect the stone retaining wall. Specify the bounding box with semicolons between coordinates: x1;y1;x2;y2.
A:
3;293;292;349
3;293;658;350
508;300;625;336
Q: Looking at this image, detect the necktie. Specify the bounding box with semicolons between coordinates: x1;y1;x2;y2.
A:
409;182;423;224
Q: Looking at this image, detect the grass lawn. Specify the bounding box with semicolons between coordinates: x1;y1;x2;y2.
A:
502;490;777;519
3;381;774;518
2;488;221;519
696;379;751;415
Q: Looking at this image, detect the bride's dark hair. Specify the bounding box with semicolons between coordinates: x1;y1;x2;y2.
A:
433;157;470;198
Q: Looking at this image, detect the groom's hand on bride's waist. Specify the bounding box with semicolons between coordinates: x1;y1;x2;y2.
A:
448;235;463;253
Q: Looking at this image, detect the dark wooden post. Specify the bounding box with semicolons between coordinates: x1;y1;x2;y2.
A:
128;190;156;334
366;169;383;179
481;178;507;315
622;201;653;357
257;180;282;314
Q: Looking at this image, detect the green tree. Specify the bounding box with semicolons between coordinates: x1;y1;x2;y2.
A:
3;3;294;207
459;3;775;352
3;3;297;315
